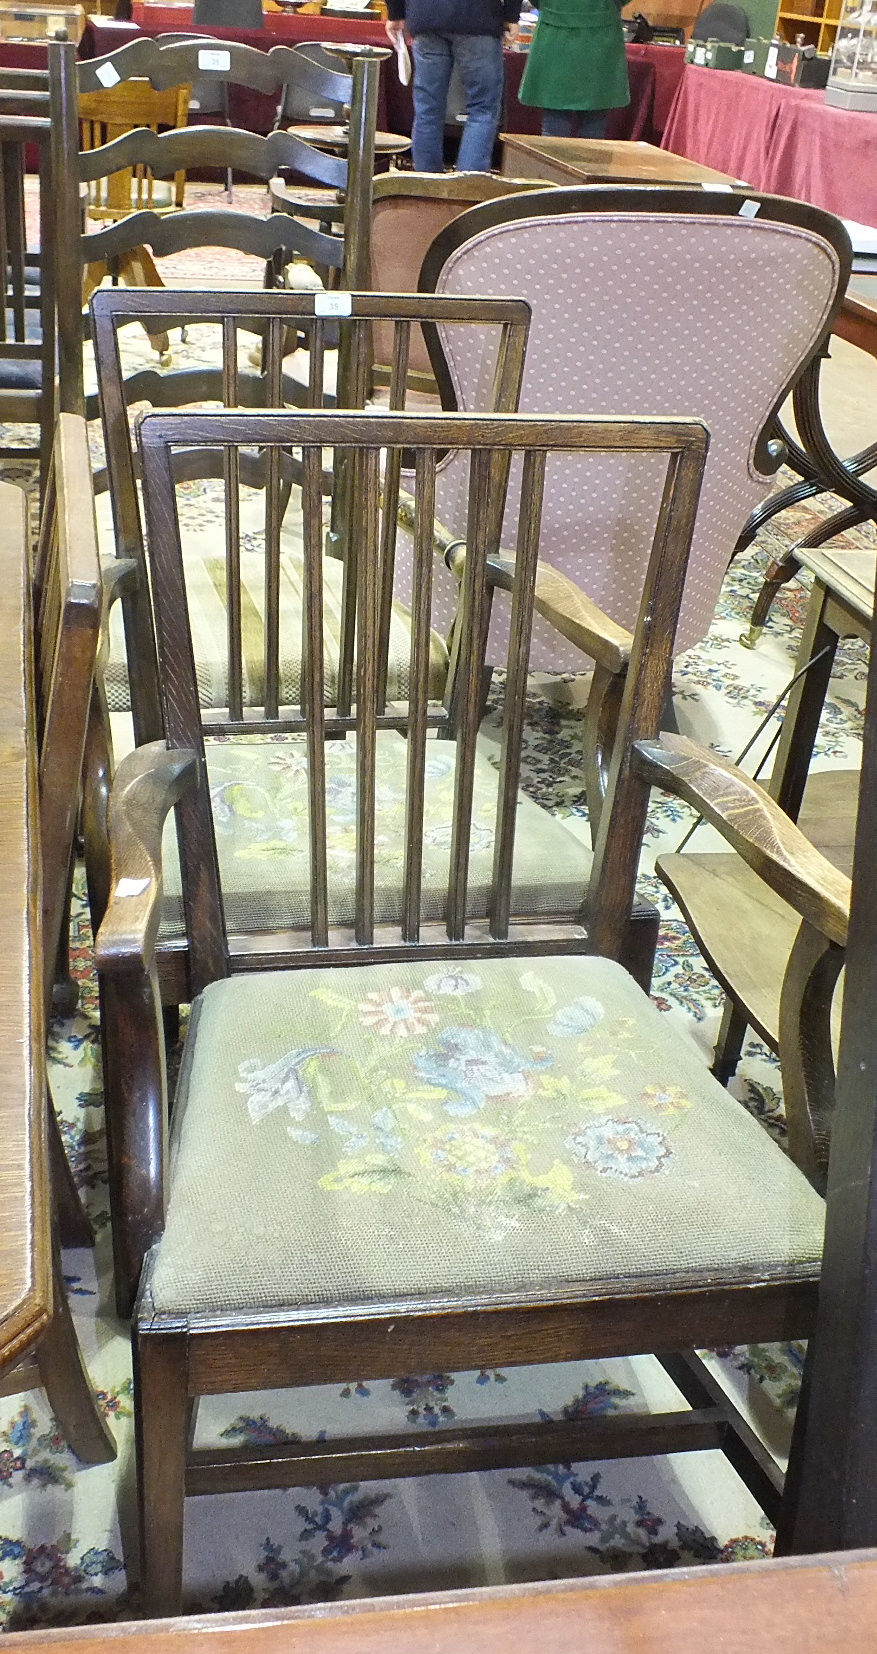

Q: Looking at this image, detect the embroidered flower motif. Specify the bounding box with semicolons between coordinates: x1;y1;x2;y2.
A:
422;970;483;997
567;1117;672;1179
236;1049;331;1124
359;987;438;1039
426;1125;518;1184
547;996;605;1038
641;1084;691;1116
413;1026;552;1116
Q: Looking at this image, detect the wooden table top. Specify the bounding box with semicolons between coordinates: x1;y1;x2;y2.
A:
798;543;876;630
499;133;741;186
836;273;877;360
6;1550;877;1653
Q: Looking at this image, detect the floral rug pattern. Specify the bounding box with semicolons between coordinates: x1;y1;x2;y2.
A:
1;253;875;1624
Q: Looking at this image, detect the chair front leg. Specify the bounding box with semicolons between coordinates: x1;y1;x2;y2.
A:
134;1310;190;1617
101;964;168;1320
37;1233;116;1464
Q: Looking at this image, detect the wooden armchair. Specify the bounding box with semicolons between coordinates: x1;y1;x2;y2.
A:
94;406;872;1604
0;451;115;1468
79;75;191;220
417;187;853;836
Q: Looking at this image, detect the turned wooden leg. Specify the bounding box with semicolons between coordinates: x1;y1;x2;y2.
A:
740;554;801;651
48;1101;94;1250
134;1319;189;1616
711;998;749;1086
37;1236;116;1464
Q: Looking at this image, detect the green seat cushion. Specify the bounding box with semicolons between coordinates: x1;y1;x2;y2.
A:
160;732;592;935
151;954;825;1316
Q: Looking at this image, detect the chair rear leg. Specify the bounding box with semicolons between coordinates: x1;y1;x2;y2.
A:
36;1237;116;1464
134;1316;190;1617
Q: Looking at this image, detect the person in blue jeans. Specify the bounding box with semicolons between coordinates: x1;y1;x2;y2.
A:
385;0;521;173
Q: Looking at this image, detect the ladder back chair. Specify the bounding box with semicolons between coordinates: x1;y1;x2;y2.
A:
74;36;381;323
0;466;115;1468
417;187;852;835
97;407;877;1617
0;110;57;496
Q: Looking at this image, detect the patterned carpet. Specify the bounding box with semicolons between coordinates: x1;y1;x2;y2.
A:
0;223;874;1623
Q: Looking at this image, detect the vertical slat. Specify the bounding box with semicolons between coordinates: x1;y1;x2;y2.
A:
401;448;436;944
49;40;84;417
302;443;328;947
489;448;546;940
138;426;230;992
354;444;381;946
341;56;378;294
376;320;411;713
307;315;325;410
222;317;243;722
0;144;8;348
263;315;283;718
335;319;370;718
445;449;493;940
4;142;25;342
36;130;56;500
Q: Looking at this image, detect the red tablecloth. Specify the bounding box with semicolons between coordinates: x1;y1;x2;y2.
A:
662;63;877;225
625;41;684;136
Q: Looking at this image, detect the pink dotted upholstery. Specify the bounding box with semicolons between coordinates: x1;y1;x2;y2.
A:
419;209;841;671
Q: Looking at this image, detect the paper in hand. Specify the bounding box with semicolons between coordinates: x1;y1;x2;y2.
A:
395;35;412;84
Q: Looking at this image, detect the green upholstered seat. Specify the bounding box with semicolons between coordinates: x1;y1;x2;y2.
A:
159;732;593;935
151;954;825;1316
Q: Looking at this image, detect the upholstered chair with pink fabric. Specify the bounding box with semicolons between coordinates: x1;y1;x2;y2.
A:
416;188;850;826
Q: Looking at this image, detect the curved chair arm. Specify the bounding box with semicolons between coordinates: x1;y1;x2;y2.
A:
488;556;633;677
634;734;850;947
95;742;197;975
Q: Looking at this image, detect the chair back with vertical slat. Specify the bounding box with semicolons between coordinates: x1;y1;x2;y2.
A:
90;287;532;747
0;113;55;493
31;414;103;1015
136;408;708;993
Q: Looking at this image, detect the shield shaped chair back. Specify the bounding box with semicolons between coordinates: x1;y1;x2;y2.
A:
417;186;851;674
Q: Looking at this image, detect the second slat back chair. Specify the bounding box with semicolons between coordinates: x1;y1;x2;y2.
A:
88;285;531;743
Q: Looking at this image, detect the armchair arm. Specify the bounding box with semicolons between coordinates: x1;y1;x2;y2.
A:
94;742;198;975
488;557;633;677
634;734;850;948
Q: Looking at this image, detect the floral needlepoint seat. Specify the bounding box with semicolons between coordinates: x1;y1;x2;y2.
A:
151;956;824;1316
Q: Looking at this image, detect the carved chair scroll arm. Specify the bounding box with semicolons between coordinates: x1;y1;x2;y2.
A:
633;734;850;948
95;742;198;975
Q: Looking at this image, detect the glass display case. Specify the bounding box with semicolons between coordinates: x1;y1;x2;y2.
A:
826;0;877;110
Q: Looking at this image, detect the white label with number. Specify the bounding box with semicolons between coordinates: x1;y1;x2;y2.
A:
701;182;733;191
694;45;706;64
95;60;121;86
739;198;761;218
764;45;779;78
743;48;755;62
198;48;231;70
314;292;353;317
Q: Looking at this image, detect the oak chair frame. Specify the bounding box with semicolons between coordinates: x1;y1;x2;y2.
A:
95;406;861;1614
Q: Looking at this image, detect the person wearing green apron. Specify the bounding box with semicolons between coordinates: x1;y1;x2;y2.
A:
519;0;630;138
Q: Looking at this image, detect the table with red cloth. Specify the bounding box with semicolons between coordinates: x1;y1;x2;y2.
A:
662;63;877;226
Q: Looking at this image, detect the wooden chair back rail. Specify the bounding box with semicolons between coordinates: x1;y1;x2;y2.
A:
79;37;356;105
77;126;349;191
90;287;532;750
0;481;51;1375
135;409;708;994
48;41;87;422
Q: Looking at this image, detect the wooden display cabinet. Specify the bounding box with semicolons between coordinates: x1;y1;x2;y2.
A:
773;0;844;54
